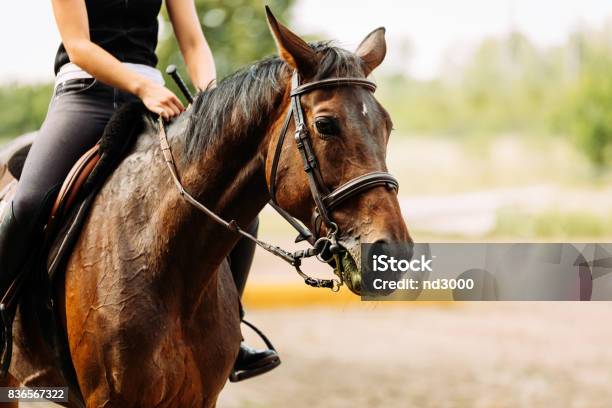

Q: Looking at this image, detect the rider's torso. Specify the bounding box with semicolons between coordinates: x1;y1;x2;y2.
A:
54;0;163;74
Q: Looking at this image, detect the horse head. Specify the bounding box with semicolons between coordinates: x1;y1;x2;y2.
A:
264;8;413;295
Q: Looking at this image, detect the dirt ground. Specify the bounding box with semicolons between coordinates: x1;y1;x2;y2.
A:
18;300;612;408
218;303;612;408
17;288;612;408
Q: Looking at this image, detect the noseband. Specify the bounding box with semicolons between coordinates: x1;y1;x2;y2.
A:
157;71;399;291
268;73;399;257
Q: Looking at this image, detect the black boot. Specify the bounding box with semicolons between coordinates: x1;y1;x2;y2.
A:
0;203;31;287
0;202;33;376
228;218;281;382
230;341;280;382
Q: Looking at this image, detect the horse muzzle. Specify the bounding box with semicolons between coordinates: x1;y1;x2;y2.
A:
337;237;416;297
335;237;363;295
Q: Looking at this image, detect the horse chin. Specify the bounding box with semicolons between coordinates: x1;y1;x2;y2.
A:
337;239;362;296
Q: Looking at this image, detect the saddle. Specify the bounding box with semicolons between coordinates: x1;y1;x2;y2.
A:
5;142;100;226
0;102;149;396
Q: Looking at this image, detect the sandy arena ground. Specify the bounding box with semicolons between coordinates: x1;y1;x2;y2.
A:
16;237;612;408
18;301;612;408
218;303;612;408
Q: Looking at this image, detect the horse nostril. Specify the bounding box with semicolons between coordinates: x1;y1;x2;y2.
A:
367;239;391;266
370;238;413;263
372;238;396;253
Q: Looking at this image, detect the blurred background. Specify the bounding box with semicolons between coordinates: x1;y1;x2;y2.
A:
4;1;612;407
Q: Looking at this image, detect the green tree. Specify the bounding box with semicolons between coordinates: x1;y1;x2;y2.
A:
564;51;612;168
558;24;612;168
157;0;295;97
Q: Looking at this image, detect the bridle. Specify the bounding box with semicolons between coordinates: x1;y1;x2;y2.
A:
157;71;399;291
268;72;399;256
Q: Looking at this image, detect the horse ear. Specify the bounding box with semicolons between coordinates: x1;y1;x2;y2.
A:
265;6;317;77
355;27;387;76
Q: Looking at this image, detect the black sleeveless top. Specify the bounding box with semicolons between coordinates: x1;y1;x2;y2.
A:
54;0;163;74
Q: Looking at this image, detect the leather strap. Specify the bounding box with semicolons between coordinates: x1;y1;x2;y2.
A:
291;73;334;228
268;201;314;244
291;77;376;96
323;171;399;210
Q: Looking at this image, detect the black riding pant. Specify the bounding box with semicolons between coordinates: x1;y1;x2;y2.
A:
13;79;136;230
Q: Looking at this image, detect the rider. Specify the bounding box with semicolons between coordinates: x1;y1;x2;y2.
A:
0;0;278;380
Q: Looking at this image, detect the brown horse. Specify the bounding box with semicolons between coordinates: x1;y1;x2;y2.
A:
0;9;410;407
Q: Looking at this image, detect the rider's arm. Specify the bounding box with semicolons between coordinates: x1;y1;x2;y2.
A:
51;0;184;119
166;0;217;91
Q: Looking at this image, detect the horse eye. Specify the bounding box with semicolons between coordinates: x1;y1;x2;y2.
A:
315;117;340;137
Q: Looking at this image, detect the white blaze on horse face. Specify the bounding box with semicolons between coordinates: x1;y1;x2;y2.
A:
362;102;368;117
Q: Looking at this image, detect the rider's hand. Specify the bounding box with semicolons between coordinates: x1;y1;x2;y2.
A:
136;81;185;120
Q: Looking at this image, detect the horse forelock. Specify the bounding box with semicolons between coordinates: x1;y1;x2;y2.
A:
183;41;368;160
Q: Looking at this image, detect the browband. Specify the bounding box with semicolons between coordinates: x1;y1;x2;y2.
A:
291;77;377;97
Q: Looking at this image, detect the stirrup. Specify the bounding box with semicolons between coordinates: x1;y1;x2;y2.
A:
229;356;280;382
229;319;280;382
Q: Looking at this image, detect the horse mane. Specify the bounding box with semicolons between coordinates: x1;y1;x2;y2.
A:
184;41;367;159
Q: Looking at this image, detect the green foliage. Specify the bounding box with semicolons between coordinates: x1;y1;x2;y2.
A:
561;50;612;168
379;32;568;137
0;83;53;139
376;24;612;169
157;0;294;89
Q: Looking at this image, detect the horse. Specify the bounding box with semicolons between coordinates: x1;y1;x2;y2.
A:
0;8;411;407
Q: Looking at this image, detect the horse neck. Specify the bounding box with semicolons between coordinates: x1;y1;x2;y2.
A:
155;87;290;314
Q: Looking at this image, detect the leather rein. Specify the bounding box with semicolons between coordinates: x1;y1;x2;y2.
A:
157;71;399;291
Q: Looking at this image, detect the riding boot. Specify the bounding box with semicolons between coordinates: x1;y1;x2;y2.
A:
0;201;34;376
229;217;281;382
